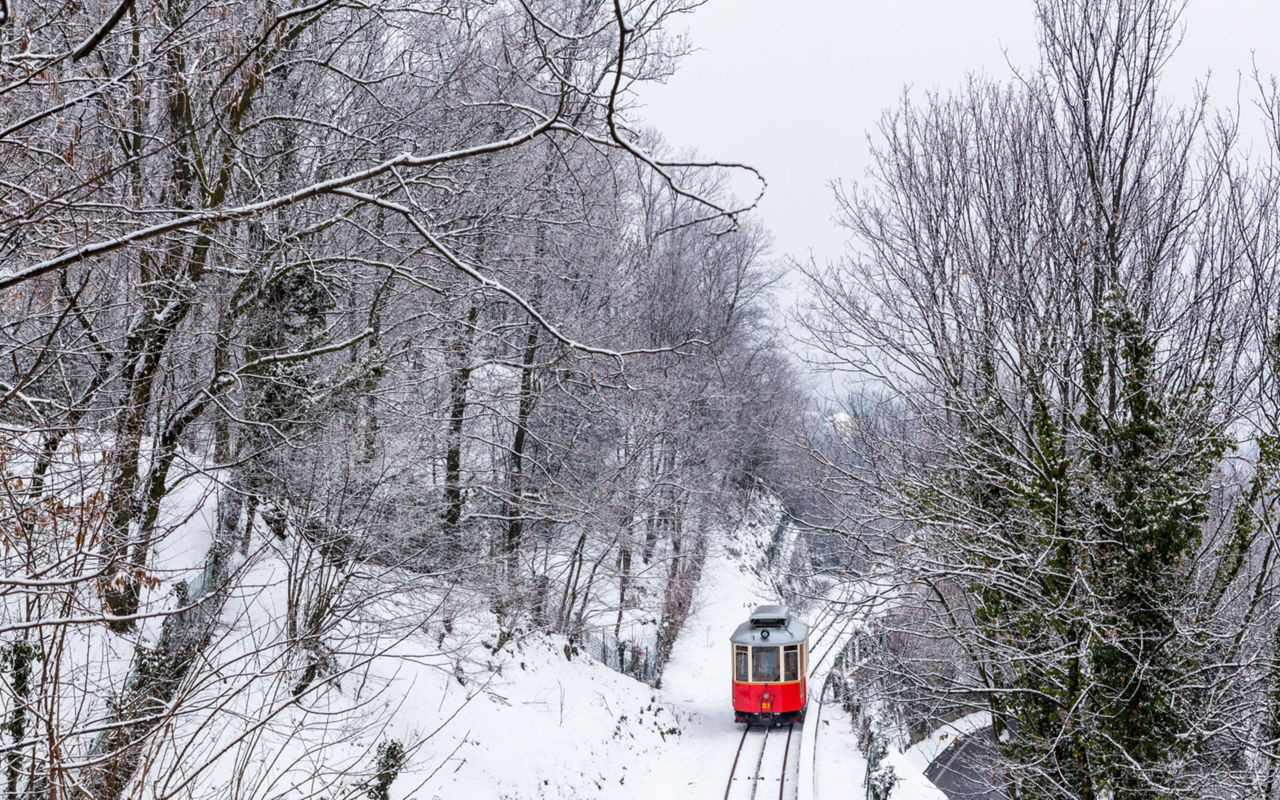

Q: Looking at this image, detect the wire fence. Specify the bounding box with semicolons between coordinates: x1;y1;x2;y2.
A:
580;627;660;685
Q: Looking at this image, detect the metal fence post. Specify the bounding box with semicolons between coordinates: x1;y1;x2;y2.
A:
866;747;873;800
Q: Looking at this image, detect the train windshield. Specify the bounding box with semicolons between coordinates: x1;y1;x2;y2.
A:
752;646;780;682
735;646;749;681
784;645;799;682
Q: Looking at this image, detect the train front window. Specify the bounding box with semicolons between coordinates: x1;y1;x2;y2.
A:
735;646;748;681
752;646;780;682
784;645;799;682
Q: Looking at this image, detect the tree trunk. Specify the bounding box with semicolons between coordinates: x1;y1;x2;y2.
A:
441;302;480;542
503;322;539;583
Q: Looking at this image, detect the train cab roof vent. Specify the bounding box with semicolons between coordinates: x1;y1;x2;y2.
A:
749;605;789;628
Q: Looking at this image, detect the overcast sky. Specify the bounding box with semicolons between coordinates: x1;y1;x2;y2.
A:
636;0;1280;283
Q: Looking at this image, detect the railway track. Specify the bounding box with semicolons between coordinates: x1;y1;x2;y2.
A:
722;580;865;800
724;722;797;800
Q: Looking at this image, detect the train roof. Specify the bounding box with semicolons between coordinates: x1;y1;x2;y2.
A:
730;604;809;646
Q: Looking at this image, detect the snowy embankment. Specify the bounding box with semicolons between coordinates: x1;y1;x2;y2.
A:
249;495;782;799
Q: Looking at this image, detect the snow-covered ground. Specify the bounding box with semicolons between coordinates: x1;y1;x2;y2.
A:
385;504;952;800
357;502;816;799
0;428;951;800
397;506;791;798
110;484;951;800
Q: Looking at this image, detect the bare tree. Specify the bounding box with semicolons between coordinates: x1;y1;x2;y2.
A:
802;1;1280;797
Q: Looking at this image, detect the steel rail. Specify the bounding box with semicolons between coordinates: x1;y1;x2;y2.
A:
777;722;795;800
725;724;753;800
748;724;772;800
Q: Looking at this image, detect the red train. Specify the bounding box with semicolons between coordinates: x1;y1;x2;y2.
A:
731;604;809;724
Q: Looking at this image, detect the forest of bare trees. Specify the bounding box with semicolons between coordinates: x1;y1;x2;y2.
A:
0;1;807;797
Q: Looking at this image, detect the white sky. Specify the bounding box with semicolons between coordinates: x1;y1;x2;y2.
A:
636;0;1280;275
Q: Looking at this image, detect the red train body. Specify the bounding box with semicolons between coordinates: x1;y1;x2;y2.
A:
731;605;809;724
